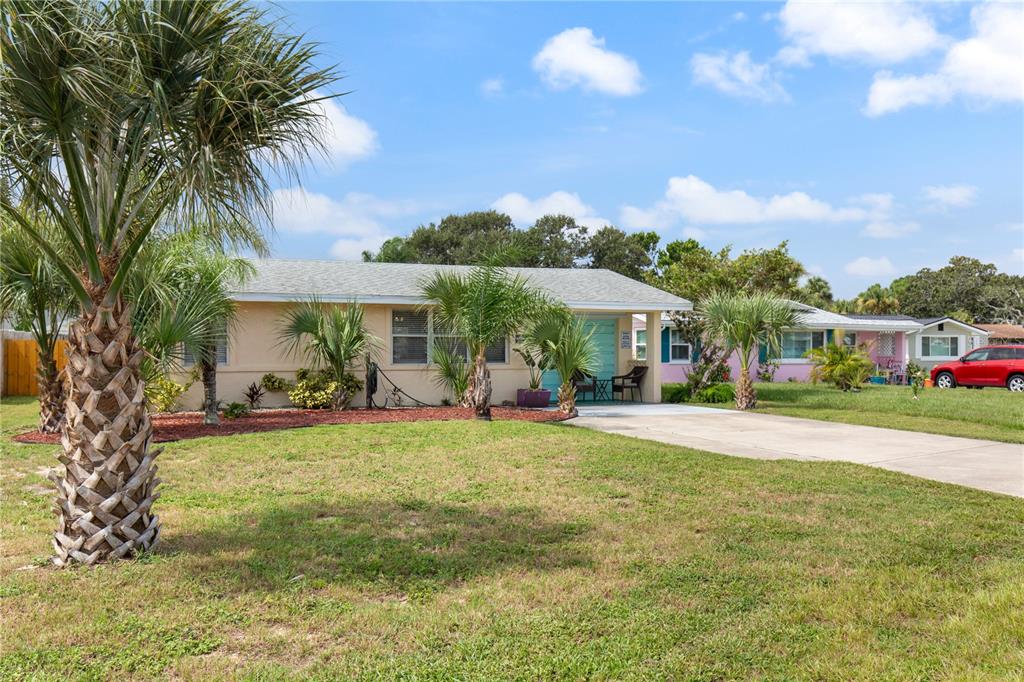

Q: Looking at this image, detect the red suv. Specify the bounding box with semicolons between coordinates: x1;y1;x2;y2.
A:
931;345;1024;391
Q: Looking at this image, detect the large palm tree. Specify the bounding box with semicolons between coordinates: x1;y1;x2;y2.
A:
0;221;77;433
701;292;799;410
0;1;335;565
421;267;547;419
278;300;379;410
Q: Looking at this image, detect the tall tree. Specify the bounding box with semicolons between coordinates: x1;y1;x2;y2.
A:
1;0;335;565
589;227;660;280
854;283;900;315
893;257;1022;322
520;214;589;268
797;275;834;310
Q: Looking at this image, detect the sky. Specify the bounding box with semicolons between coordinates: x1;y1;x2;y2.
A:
263;1;1024;297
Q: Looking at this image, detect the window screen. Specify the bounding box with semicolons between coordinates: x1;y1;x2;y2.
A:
780;331;824;359
392;310;428;364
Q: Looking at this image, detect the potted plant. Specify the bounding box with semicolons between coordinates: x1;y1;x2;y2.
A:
514;347;552;407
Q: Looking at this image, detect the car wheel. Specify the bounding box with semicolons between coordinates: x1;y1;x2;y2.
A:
935;372;956;389
1008;375;1024;392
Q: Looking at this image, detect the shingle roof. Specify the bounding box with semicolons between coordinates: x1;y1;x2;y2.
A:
977;324;1024;340
233;259;692;312
913;316;990;334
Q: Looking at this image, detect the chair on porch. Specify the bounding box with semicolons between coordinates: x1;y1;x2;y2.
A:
612;365;647;402
571;370;596;402
885;358;906;385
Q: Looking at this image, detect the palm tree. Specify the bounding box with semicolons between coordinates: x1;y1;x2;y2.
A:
0;1;335;565
278;300;379;410
127;231;254;424
0;221;76;433
546;317;598;415
701;292;799;410
420;267;547;419
855;284;900;315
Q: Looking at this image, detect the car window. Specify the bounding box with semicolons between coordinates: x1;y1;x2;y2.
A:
1015;348;1024;360
988;348;1013;360
964;349;990;361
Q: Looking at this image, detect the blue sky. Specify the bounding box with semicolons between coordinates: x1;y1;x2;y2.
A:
265;1;1023;297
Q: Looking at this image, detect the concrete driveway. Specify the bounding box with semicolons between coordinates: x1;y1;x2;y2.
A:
571;404;1024;498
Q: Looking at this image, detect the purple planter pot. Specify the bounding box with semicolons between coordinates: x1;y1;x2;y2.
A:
516;388;552;408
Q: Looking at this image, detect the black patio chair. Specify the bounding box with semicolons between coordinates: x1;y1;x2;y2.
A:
612;365;647;402
572;370;596;402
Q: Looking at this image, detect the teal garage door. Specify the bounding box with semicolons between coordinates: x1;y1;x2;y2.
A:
541;317;618;398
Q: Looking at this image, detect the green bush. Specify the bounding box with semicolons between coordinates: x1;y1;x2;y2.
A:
694;383;735;404
664;383;693;404
145;373;194;413
222;401;250;419
806;343;874;391
287;369;364;410
261;373;291;392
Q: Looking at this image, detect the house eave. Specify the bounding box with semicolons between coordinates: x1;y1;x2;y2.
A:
231;292;691;312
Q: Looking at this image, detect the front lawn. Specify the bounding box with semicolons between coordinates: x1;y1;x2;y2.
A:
667;382;1024;443
2;397;1023;679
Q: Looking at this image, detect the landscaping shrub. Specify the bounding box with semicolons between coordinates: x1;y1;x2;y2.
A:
664;383;693;404
146;374;193;413
244;382;266;409
222;401;251;419
806;343;874;391
261;373;291;392
288;369;364;410
694;383;735;404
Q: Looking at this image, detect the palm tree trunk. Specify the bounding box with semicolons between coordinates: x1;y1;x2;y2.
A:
200;355;218;425
557;382;577;416
469;352;491;420
37;357;65;434
51;302;161;566
735;365;757;410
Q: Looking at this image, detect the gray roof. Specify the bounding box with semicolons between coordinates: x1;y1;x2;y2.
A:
233;259;692;312
913;316;990;334
844;313;917;321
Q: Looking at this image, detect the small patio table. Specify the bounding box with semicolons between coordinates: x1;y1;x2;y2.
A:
594;378;612;401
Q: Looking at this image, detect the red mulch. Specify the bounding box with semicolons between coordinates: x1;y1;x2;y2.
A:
12;406;570;445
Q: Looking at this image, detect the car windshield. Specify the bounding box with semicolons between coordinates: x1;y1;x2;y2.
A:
963;349;989;361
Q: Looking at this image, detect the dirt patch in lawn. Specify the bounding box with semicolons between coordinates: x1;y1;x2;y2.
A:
12;406;569;445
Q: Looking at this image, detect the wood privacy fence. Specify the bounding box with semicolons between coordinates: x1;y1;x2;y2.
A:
2;338;68;397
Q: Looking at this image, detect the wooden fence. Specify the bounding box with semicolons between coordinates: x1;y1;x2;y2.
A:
2;338;68;397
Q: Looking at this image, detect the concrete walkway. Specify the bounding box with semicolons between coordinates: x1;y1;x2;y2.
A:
572;404;1024;498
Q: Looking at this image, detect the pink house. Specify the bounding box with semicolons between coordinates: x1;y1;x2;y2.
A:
632;303;923;384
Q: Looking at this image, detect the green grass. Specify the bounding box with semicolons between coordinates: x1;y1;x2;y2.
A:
2;396;1023;680
664;382;1024;443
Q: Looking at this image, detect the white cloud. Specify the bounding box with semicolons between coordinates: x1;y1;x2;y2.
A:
862;220;920;239
621;175;867;227
491;191;609;229
778;1;944;65
532;27;643;96
865;3;1024;116
271;188;419;261
923;184;977;209
845;256;897;278
1002;248;1024;275
691;51;788;102
480;77;504;97
306;93;378;169
682;227;707;240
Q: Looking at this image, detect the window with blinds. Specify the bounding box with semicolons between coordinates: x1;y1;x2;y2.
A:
391;310;507;365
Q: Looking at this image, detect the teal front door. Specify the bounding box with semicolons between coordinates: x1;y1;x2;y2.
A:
541;317;618;400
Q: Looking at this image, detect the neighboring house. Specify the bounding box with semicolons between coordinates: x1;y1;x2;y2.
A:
632;303;922;383
175;260;691;409
907;317;990;370
976;324;1024;345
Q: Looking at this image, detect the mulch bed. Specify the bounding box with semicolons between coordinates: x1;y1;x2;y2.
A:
12;406;570;445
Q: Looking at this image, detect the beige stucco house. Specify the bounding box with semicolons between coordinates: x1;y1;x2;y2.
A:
176;260;691;409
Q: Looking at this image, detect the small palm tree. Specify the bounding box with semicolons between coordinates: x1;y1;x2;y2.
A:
430;343;471;405
0;221;76;433
701;292;799;410
547;317;598;415
421;267;547;419
516;304;573;390
278;300;379;410
806;339;873;391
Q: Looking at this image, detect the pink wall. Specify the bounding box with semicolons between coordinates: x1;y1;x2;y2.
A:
633;317;908;384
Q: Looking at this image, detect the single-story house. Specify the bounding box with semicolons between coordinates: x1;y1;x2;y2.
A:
975;323;1024;345
906;316;990;370
176;260;691;409
632;303;923;383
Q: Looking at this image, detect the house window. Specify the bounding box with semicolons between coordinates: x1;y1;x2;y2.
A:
669;329;691;363
635;330;647;361
779;331;824;359
921;335;958;358
393;310;507;365
182;325;228;366
842;332;857;348
392;310;429;364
